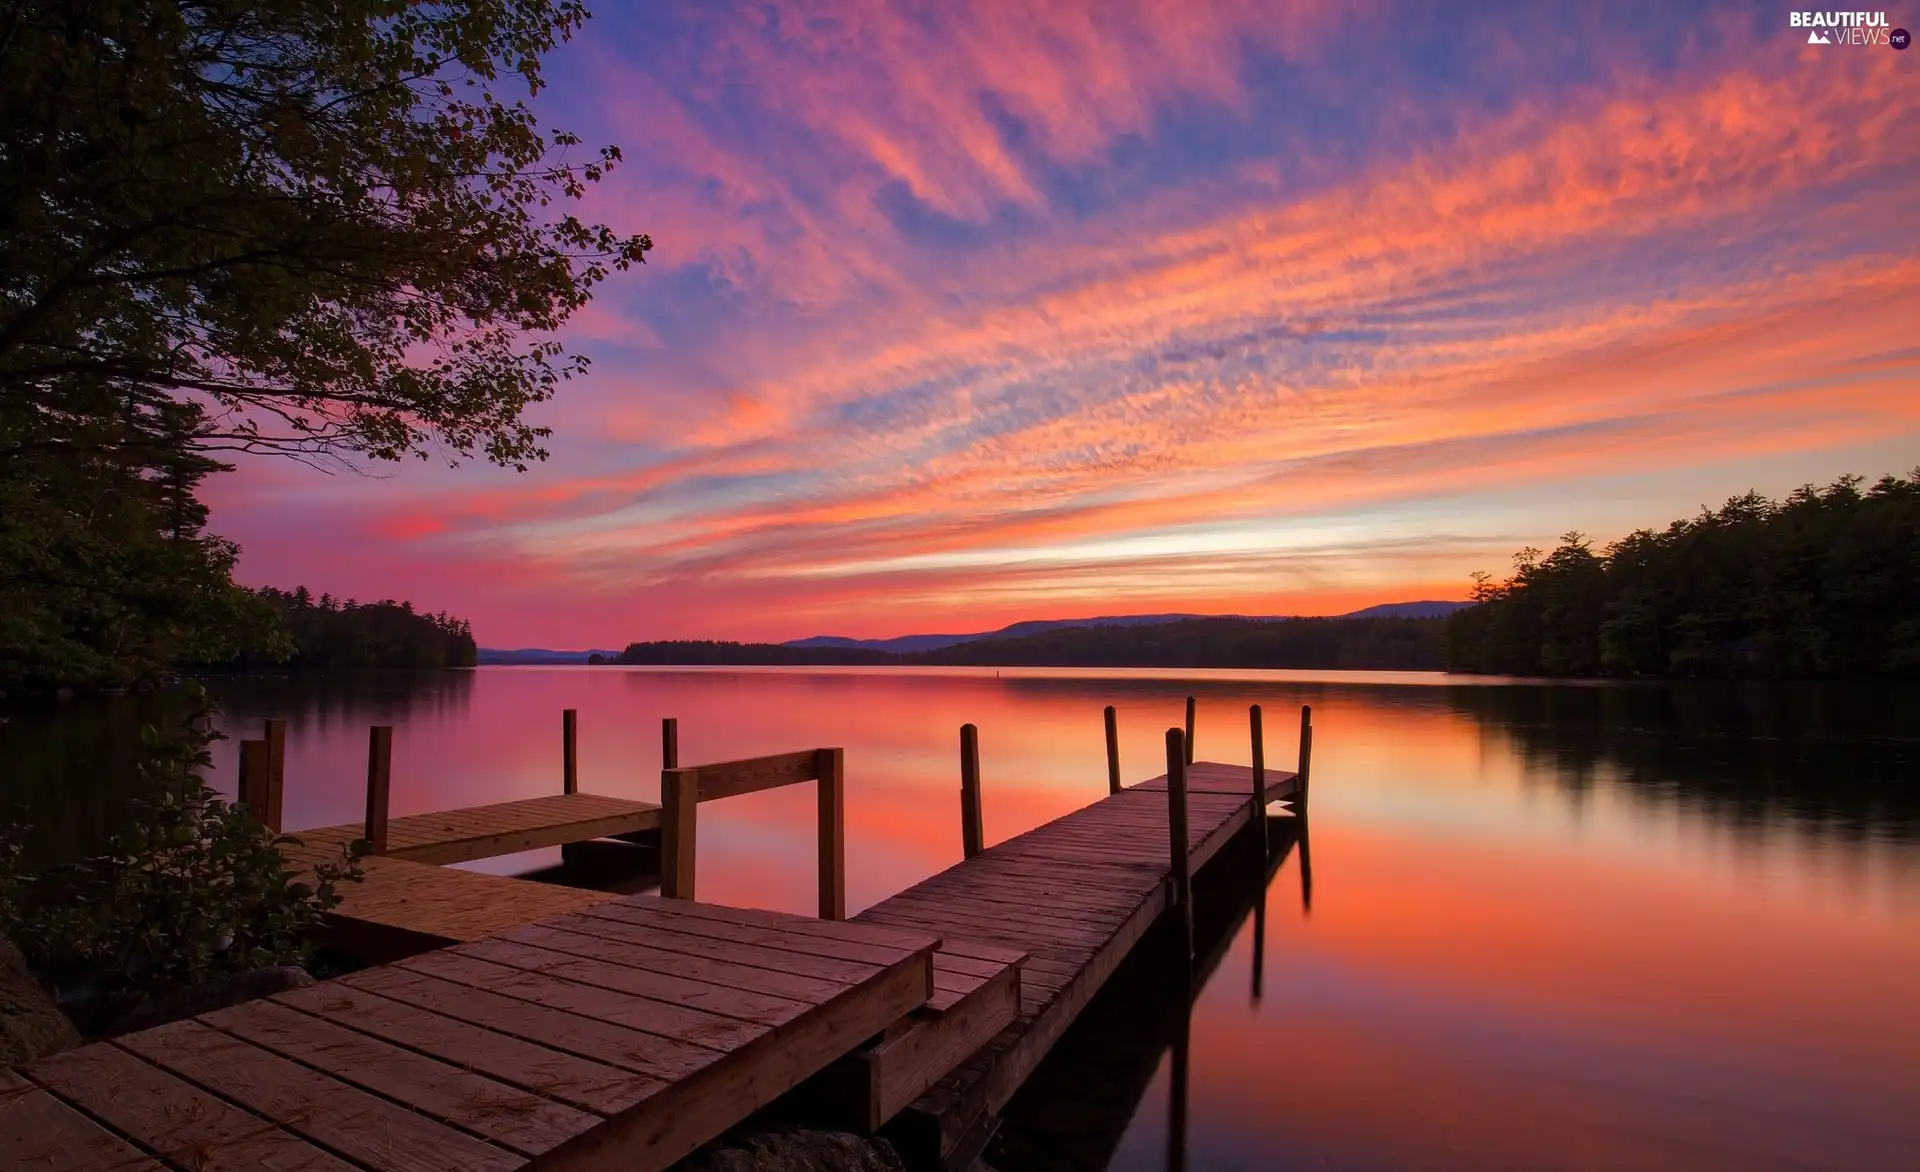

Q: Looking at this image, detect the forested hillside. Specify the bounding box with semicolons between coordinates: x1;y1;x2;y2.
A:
1445;473;1920;678
230;588;478;670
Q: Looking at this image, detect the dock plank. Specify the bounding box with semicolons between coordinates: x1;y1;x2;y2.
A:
296;792;663;867
347;965;725;1084
204;999;598;1157
10;895;941;1172
454;937;814;1026
499;920;854;1004
277;981;662;1117
29;1044;352;1172
116;1019;523;1172
0;1072;161;1172
397;951;767;1052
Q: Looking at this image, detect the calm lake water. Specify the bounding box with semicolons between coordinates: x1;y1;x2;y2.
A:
4;666;1918;1170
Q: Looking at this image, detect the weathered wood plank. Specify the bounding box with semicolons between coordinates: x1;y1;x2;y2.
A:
204;999;597;1157
565;909;886;986
543;940;932;1172
116;1020;522;1172
454;937;813;1026
0;1071;162;1172
579;901;916;968
691;750;820;802
346;966;723;1084
399;951;765;1052
29;1044;352;1172
277;981;661;1117
498;920;853;1004
621;896;941;955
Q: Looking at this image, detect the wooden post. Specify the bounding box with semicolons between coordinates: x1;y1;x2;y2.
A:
364;726;393;855
1183;696;1196;766
660;767;698;900
1298;816;1314;916
816;747;846;921
1297;704;1313;811
562;709;578;795
959;724;983;859
260;718;286;833
1165;727;1193;960
237;739;269;826
1103;706;1121;795
1249;703;1267;859
661;717;679;770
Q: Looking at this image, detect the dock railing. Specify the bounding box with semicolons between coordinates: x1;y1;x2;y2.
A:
660;747;848;920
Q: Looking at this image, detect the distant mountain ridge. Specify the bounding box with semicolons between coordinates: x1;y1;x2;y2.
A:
479;601;1468;663
781;601;1466;654
476;647;622;665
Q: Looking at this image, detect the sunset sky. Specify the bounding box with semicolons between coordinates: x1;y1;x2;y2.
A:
209;1;1920;647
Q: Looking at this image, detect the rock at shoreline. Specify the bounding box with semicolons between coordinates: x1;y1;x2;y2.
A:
1;935;81;1071
107;965;314;1036
677;1128;908;1172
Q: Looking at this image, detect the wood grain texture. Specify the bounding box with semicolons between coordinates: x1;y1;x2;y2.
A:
691;750;820;802
116;1020;523;1172
0;1071;162;1172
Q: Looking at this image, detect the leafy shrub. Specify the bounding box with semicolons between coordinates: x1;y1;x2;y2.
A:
0;687;362;1008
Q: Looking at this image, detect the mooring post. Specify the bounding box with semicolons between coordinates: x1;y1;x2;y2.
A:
237;739;269;825
816;747;846;921
1297;704;1313;812
1183;696;1196;766
1166;727;1193;960
660;766;698;900
959;723;984;859
1249;703;1268;859
260;718;287;833
1103;705;1121;795
661;716;679;771
364;725;393;855
562;709;578;795
1298;817;1314;916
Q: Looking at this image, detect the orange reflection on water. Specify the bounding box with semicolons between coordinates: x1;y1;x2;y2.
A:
199;667;1920;1170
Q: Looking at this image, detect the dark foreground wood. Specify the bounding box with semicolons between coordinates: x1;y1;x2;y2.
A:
2;895;938;1172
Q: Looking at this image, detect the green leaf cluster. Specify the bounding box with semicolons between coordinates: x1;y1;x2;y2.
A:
2;0;637;694
0;686;363;1003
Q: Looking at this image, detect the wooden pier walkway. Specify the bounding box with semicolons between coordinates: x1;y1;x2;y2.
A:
1;702;1312;1172
855;756;1301;1165
2;895;952;1172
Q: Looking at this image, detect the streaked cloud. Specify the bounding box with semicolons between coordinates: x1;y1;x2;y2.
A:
213;2;1920;643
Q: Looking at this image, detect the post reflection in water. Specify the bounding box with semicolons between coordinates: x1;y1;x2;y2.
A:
4;666;1917;1168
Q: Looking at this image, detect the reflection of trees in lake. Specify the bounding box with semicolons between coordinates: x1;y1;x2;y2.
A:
1;671;471;866
201;669;473;737
1446;683;1920;840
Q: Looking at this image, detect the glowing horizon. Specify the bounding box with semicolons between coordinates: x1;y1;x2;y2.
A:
205;1;1920;646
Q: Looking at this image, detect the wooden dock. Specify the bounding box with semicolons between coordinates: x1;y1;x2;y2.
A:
2;895;955;1172
0;701;1312;1172
855;755;1300;1165
298;792;663;867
